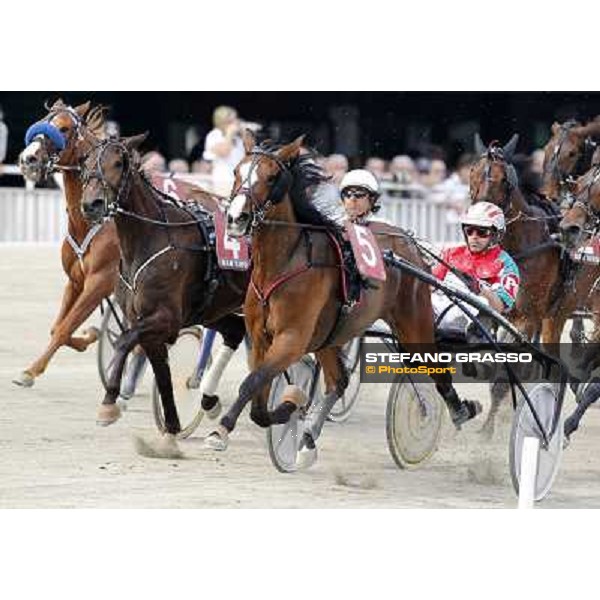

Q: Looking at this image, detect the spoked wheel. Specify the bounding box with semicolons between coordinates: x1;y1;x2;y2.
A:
509;382;564;502
152;327;206;439
386;375;443;470
97;299;129;392
267;356;318;473
328;337;362;423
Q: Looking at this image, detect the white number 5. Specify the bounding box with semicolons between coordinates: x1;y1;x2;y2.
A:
356;226;377;267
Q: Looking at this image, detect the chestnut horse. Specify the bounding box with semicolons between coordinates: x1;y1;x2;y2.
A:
79;135;248;456
471;135;599;434
204;132;481;467
14;99;119;388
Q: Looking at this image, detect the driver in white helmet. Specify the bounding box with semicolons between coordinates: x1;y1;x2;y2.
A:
431;201;520;333
339;169;381;224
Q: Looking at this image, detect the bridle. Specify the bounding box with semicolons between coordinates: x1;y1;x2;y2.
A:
565;164;600;236
470;144;517;214
81;138;134;220
229;148;292;233
23;106;87;177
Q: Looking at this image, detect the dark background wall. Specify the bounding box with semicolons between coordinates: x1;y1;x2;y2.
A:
1;91;598;166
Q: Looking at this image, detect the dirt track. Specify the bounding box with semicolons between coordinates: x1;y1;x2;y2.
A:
2;245;600;508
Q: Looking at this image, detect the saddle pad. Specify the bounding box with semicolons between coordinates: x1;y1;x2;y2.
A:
214;209;250;271
345;221;386;282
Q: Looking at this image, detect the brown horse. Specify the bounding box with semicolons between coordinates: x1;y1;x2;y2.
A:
204;132;481;466
471;135;600;434
540;117;600;345
79;135;248;456
541;117;600;208
559;164;600;437
14;99;119;388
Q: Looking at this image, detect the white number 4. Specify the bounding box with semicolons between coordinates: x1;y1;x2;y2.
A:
224;234;241;259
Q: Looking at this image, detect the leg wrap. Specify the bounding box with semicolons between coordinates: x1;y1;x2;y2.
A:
200;345;235;397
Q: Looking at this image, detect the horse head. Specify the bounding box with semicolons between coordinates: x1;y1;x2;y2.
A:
559;164;600;249
226;131;304;237
80;133;147;224
19;98;107;182
470;134;520;212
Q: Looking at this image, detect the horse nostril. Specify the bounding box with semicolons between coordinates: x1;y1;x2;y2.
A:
25;155;39;165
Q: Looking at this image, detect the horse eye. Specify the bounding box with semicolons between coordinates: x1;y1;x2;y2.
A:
115;160;123;168
59;126;69;133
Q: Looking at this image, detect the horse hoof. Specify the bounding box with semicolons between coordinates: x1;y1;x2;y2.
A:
12;371;35;388
296;446;318;470
205;401;222;420
116;397;129;412
204;427;229;451
96;403;122;427
133;433;184;459
282;385;308;408
83;326;100;344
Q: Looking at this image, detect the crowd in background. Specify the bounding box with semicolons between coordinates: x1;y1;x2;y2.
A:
0;102;548;226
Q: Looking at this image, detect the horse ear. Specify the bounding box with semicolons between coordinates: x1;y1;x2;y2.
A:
551;121;561;135
474;133;486;156
123;132;149;150
276;135;305;162
74;101;91;117
242;129;256;154
503;134;519;161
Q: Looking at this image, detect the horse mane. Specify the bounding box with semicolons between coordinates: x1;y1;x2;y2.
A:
256;141;340;229
84;104;109;137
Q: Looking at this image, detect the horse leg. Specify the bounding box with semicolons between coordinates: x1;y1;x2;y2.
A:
144;342;181;435
200;314;246;419
296;346;348;469
205;330;308;451
14;274;111;387
565;378;600;440
97;327;140;426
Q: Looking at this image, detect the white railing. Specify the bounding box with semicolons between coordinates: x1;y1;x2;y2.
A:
0;187;66;242
0;172;465;245
378;194;463;245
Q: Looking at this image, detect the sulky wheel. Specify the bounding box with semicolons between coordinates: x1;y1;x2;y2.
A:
267;356;318;473
386;374;443;470
509;382;564;503
328;337;362;423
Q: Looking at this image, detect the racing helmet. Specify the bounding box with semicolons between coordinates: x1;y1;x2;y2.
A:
340;169;381;212
460;202;506;237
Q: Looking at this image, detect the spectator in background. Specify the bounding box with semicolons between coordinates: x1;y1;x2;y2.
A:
168;158;189;174
141;151;167;175
324;154;348;186
0;105;8;164
442;153;474;223
422;158;448;204
191;159;213;175
203;105;245;196
365;157;388;180
390;155;417;185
